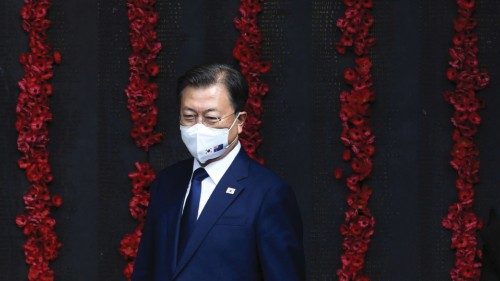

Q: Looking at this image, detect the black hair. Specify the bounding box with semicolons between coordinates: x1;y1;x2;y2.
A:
177;63;248;112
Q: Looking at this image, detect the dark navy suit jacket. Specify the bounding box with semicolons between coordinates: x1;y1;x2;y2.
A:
131;149;305;281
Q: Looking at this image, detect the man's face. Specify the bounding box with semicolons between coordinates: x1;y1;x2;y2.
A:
180;83;245;144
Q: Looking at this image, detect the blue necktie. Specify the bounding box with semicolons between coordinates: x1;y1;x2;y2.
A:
177;168;209;261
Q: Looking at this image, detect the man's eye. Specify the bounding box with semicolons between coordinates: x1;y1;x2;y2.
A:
183;115;195;120
205;116;219;123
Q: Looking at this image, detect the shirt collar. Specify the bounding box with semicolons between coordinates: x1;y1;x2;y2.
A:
192;141;241;186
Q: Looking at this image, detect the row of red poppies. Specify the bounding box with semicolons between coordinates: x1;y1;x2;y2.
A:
16;1;62;280
442;0;489;280
119;0;163;279
334;1;376;280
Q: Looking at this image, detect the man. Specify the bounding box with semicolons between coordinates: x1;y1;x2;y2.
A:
131;63;305;281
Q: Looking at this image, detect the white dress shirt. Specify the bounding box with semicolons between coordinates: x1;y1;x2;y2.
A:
182;141;241;219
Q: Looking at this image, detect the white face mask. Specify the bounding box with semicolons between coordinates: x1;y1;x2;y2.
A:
180;113;240;164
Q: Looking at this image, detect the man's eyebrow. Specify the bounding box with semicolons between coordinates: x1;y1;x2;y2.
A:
181;107;196;112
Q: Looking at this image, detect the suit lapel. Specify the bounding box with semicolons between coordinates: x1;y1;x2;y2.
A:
172;150;250;279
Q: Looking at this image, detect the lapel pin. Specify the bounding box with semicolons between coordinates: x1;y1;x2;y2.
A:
226;187;236;194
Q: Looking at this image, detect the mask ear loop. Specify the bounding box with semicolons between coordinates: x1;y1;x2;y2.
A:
229;112;241;129
226;112;241;148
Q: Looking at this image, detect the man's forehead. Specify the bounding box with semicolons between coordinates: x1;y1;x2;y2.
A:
181;84;232;108
182;84;228;96
182;106;219;113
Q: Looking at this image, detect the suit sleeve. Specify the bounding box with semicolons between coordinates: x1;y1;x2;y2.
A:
256;183;305;281
131;175;160;281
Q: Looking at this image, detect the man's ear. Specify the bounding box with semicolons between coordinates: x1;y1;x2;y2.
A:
236;111;247;134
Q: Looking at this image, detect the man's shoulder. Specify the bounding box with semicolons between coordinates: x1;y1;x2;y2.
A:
245;157;288;190
244;159;298;210
149;158;192;198
157;158;193;178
